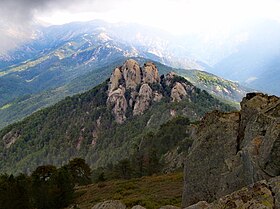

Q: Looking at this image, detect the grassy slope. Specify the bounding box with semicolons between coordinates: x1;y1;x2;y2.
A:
70;172;183;209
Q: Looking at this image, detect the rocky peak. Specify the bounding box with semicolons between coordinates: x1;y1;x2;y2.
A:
107;86;127;124
165;72;176;86
133;84;153;116
171;82;187;102
241;92;279;112
182;93;280;207
121;59;141;90
142;62;160;84
107;59;194;123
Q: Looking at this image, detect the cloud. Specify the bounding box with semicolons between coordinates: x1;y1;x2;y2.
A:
0;0;87;52
0;0;80;24
0;0;280;52
0;0;132;52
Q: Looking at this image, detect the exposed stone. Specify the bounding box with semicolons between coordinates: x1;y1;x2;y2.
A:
129;91;138;107
107;86;127;124
3;130;20;148
142;62;160;84
108;67;123;93
268;176;280;208
92;200;126;209
153;91;163;102
209;180;274;209
184;201;210;209
163;147;185;172
133;84;153;116
159;205;180;209
107;59;198;123
184;176;280;209
122;59;141;90
171;82;187;102
170;109;176;117
165;72;176;86
131;205;146;209
182;93;280;207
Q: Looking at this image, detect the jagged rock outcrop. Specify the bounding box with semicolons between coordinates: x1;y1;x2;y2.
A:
133;84;153;116
122;59;141;90
142;62;160;84
91;200;126;209
107;59;193;123
3;130;20;148
182;93;280;207
184;176;280;209
107;86;127;123
171;82;187;102
108;67;123;92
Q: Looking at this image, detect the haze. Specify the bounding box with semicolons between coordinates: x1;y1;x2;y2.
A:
39;0;280;34
1;0;280;34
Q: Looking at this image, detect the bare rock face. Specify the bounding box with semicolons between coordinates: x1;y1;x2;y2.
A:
182;93;280;207
184;201;210;209
107;59;162;123
171;82;187;102
142;62;160;84
185;177;280;209
153;91;163;102
133;84;153;116
108;67;123;93
165;72;176;86
92;200;126;209
122;59;141;90
107;86;127;124
3;130;20;148
107;59;193;123
131;205;146;209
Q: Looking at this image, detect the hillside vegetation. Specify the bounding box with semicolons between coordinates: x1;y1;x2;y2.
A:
0;60;235;174
0;57;249;130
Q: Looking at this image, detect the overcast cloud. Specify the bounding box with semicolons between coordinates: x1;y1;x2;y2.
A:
1;0;280;52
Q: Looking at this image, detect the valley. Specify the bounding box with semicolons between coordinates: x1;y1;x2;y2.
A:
0;11;280;209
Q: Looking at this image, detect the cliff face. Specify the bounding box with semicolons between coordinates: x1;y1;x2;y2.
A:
182;93;280;207
107;59;195;123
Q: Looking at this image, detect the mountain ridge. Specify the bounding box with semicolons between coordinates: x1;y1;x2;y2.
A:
0;59;234;174
0;57;249;130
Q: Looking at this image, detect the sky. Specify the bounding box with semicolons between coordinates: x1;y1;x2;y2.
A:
1;0;280;51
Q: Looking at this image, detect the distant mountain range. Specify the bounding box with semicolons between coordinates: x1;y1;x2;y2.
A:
1;20;280;92
0;20;252;129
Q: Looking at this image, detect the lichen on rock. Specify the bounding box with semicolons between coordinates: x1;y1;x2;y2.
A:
182;93;280;207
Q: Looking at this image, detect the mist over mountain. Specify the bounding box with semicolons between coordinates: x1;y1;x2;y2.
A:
1;20;255;130
1;18;280;97
212;19;280;95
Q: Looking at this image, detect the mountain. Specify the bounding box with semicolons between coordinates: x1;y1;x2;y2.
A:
212;20;280;95
0;59;235;174
1;19;280;106
0;55;249;130
0;20;206;71
182;92;280;207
